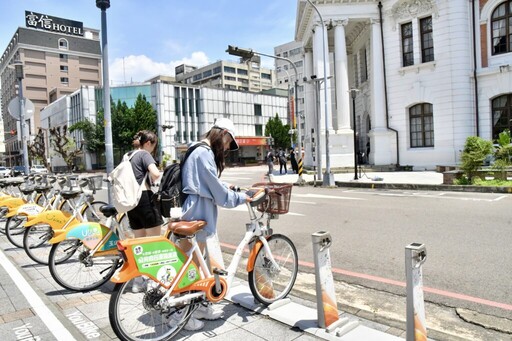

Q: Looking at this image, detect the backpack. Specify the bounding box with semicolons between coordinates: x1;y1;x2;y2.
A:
153;142;207;218
109;150;148;214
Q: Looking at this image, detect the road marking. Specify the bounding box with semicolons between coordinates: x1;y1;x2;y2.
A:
0;248;77;341
293;193;366;200
291;200;317;205
344;190;508;202
220;242;512;312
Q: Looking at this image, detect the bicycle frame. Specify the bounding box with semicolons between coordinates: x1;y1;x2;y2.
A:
112;200;283;307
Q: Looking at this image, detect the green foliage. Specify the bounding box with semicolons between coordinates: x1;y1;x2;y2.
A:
69;115;105;154
493;130;512;169
460;136;493;183
472;178;512;186
264;114;291;149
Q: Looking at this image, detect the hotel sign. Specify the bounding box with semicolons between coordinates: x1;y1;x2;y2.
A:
25;11;83;36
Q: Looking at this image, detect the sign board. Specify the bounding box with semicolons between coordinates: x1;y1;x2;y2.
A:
7;98;35;120
25;11;83;36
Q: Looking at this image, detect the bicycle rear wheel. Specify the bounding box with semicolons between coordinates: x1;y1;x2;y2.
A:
248;234;298;305
5;215;27;248
109;278;193;341
49;240;120;292
23;224;54;264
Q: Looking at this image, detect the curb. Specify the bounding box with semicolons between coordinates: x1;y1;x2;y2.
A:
298;181;512;193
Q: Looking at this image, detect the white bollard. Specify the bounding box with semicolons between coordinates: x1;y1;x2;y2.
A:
405;243;428;341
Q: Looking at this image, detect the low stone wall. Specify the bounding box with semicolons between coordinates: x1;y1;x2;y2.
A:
443;169;512;184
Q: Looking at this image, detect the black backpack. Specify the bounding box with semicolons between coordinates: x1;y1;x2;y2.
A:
153;142;207;217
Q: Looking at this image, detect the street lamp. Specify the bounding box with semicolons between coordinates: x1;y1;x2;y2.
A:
350;88;360;180
306;0;334;186
10;59;29;175
96;0;114;203
226;45;305;185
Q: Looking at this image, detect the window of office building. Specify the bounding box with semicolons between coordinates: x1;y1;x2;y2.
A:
492;94;512;139
254;104;262;116
261;73;271;80
289;47;302;56
193;74;202;81
203;70;212;78
59;53;68;62
60;65;69;72
225;75;236;81
60;77;69;84
359;48;368;82
491;1;512;55
401;22;414;66
237;69;248;75
58;38;68;50
224;66;236;73
294;60;303;68
255;124;263;136
213;66;221;74
409;103;434;148
420;16;434;62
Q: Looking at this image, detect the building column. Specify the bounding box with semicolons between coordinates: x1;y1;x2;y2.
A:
334;19;351;132
303;48;315;168
368;18;396;165
312;22;333;133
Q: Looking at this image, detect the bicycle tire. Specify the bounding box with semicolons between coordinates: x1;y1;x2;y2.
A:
49;240;120;292
0;207;10;234
35;193;45;206
23;201;107;265
248;234;298;305
109;279;193;341
5;215;28;248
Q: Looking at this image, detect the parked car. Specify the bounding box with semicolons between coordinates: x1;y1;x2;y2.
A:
0;166;11;178
11;166;25;177
30;165;48;174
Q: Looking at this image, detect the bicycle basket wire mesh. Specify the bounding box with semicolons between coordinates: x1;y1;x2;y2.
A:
87;175;104;191
253;182;293;214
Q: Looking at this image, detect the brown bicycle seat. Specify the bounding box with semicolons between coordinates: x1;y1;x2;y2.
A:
168;220;207;236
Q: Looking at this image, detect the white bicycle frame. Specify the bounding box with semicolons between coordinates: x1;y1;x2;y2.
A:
161;199;282;306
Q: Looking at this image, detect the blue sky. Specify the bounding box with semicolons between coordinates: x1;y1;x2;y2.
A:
1;0;297;84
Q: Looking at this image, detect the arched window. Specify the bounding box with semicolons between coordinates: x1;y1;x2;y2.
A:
491;1;512;55
409;103;434;148
58;38;68;50
492;94;512;139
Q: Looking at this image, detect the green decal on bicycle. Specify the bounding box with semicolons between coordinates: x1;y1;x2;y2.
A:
66;222;118;250
132;241;199;288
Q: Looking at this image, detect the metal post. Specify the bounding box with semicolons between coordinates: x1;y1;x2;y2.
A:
314;80;322;181
307;0;334;186
311;231;358;335
17;73;30;175
350;89;359;180
405;243;428;341
97;0;114;203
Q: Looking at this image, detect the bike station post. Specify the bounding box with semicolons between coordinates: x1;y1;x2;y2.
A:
405;243;428;341
312;231;358;335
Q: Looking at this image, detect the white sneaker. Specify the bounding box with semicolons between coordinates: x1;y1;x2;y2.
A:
193;303;224;320
169;309;204;331
131;277;145;293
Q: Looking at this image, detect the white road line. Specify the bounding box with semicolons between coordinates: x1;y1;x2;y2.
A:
293;193;366;200
0;249;77;341
341;190;508;202
291;200;317;205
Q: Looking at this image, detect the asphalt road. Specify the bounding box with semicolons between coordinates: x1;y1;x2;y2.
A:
216;166;512;321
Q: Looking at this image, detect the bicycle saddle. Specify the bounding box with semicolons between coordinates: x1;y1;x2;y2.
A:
100;205;117;218
60;190;82;199
20;186;36;195
35;185;52;193
168;220;207;236
8;180;25;186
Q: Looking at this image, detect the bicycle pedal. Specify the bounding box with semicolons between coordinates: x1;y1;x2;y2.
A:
213;268;228;276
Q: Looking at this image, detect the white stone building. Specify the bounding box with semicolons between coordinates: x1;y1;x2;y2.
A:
294;0;512;170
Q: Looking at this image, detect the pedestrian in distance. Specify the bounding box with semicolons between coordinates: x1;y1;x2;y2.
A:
278;148;287;175
175;118;252;331
266;148;275;175
289;148;299;174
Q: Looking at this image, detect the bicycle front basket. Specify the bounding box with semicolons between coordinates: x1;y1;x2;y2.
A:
253;182;293;214
87;175;104;191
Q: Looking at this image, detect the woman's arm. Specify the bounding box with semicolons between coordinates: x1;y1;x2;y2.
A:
148;163;161;182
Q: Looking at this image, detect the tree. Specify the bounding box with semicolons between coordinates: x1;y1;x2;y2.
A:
28;128;49;169
69;112;105;154
49;125;83;172
492;129;512;179
265;114;291;149
460;136;493;183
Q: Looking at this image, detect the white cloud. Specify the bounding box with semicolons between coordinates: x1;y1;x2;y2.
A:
108;52;210;85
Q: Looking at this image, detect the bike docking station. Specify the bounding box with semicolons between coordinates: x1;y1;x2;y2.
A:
405;243;428;341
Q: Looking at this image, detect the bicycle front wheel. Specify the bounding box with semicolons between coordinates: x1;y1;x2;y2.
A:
5;215;28;248
49;240;120;292
82;201;108;224
248;234;298;305
109;278;193;341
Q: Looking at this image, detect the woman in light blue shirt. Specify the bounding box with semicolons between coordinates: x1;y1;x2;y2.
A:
177;118;249;330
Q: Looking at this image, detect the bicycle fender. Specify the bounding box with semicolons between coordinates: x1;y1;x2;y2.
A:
1;198;26;209
111;264;139;284
62;222;119;251
23;210;77;230
7;203;43;218
49;229;67;244
247;239;264;272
